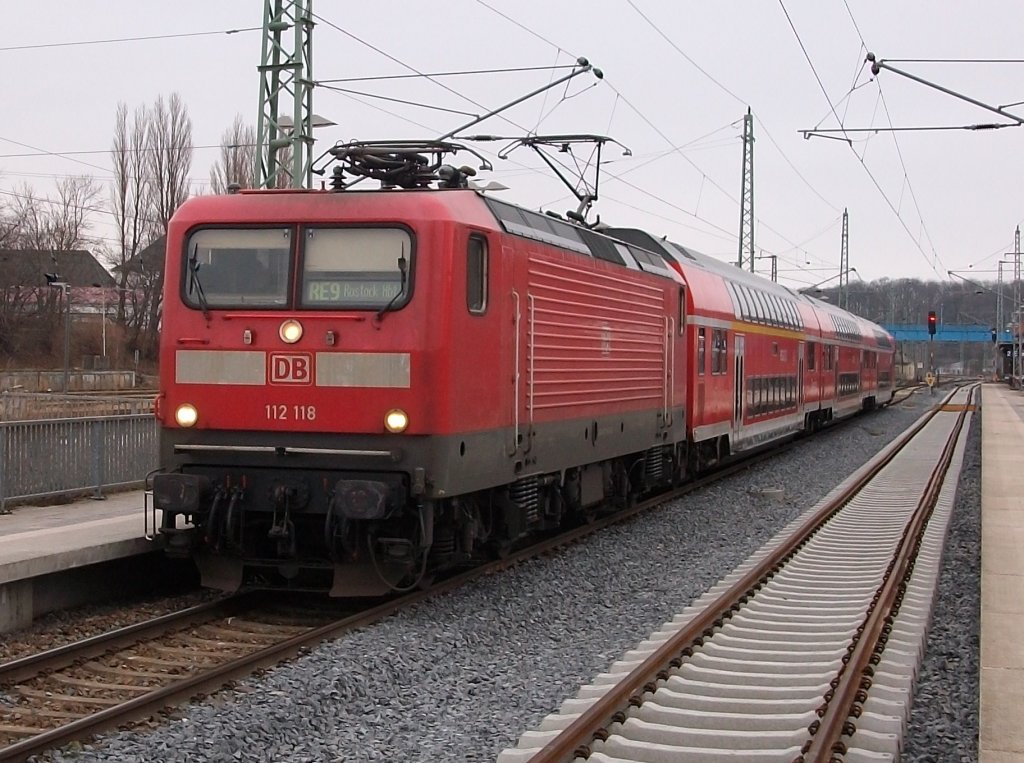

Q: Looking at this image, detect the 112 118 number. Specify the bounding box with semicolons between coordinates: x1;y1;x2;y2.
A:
265;405;317;421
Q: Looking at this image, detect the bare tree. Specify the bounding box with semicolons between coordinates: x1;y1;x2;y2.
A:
146;93;193;233
274;143;294;189
0;175;20;248
111;102;153;329
3;178;99;252
210;114;256;194
47;176;101;251
140;92;193;353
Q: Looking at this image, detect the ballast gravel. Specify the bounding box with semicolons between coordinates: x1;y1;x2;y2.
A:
42;390;980;762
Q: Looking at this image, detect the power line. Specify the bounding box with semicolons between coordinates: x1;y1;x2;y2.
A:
0;136;112;174
317;64;578;84
0;186;162;243
782;1;945;278
623;0;746;106
0;26;259;53
842;6;945;277
755;117;842;213
0;141;238;161
615;1;843;252
886;58;1024;64
311;11;534;137
472;2;833;272
472;0;571;57
777;0;850;140
316;84;477;117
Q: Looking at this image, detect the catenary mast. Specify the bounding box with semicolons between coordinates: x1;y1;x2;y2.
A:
256;0;315;188
737;108;754;271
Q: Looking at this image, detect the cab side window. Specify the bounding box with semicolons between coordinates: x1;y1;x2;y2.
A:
467;235;488;314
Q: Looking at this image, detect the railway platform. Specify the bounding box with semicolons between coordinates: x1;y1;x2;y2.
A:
981;382;1024;762
0;489;163;633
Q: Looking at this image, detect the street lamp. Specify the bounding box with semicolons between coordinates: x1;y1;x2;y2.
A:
90;283;133;364
45;273;71;394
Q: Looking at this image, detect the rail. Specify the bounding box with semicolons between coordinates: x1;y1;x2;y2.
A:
519;385;972;762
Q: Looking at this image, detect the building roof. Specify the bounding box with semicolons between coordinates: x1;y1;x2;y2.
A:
0;249;115;289
115;235;165;275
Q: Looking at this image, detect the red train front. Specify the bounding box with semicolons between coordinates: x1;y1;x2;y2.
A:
152;144;688;595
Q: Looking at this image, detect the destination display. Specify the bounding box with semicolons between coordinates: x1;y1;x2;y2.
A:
304;278;402;305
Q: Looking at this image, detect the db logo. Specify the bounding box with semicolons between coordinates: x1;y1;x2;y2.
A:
269;353;313;385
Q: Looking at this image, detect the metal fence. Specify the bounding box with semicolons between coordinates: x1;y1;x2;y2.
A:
0;414;158;509
0;392;154;422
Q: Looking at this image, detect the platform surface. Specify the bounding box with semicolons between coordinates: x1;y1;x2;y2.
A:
980;383;1024;762
0;489;156;584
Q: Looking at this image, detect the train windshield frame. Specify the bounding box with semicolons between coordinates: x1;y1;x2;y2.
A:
183;227;292;308
180;225;415;312
299;226;413;310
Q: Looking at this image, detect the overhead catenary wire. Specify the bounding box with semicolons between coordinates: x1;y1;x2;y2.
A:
317;63;581;84
609;1;845;269
466;1;838;283
778;0;851;142
784;0;946;279
311;11;536;138
0;26;259;52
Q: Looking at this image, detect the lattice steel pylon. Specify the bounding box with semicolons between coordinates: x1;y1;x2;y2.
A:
256;0;314;188
737;108;755;271
839;208;849;310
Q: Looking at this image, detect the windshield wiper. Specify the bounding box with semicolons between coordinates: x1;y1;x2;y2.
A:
376;244;408;322
187;243;211;322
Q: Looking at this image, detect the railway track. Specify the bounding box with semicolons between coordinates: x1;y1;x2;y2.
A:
0;393;919;761
499;384;976;762
0;594;342;761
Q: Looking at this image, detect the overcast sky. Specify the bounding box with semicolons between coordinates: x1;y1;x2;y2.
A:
5;1;1024;291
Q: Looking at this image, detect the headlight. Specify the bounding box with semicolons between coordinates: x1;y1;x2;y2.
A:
175;403;198;428
279;319;303;344
384;408;409;433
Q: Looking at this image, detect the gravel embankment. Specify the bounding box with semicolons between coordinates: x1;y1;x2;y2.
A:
902;404;981;762
41;390;979;762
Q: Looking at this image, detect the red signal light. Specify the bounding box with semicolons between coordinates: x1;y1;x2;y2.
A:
927;311;937;336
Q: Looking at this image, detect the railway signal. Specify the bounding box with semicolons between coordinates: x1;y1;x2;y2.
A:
927;311;937;335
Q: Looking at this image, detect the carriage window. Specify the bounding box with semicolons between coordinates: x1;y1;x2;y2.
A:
807;342;816;371
712;329;728;374
467;235;488;314
698;328;706;375
184;228;291;308
301;227;412;309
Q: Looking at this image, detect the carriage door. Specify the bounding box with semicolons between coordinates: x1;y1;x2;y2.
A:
797;342;805;410
506;244;529;457
733;334;745;436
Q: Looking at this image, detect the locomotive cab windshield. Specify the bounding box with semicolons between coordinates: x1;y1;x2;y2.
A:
182;225;413;311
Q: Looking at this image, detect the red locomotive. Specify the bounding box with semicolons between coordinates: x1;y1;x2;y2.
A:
152;141;894;596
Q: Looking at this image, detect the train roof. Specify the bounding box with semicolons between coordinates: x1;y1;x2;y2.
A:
171;188;685;285
603;227;894;347
171;188;892;348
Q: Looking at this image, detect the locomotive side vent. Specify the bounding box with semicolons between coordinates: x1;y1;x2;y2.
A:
510;476;541;525
644;445;671;483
